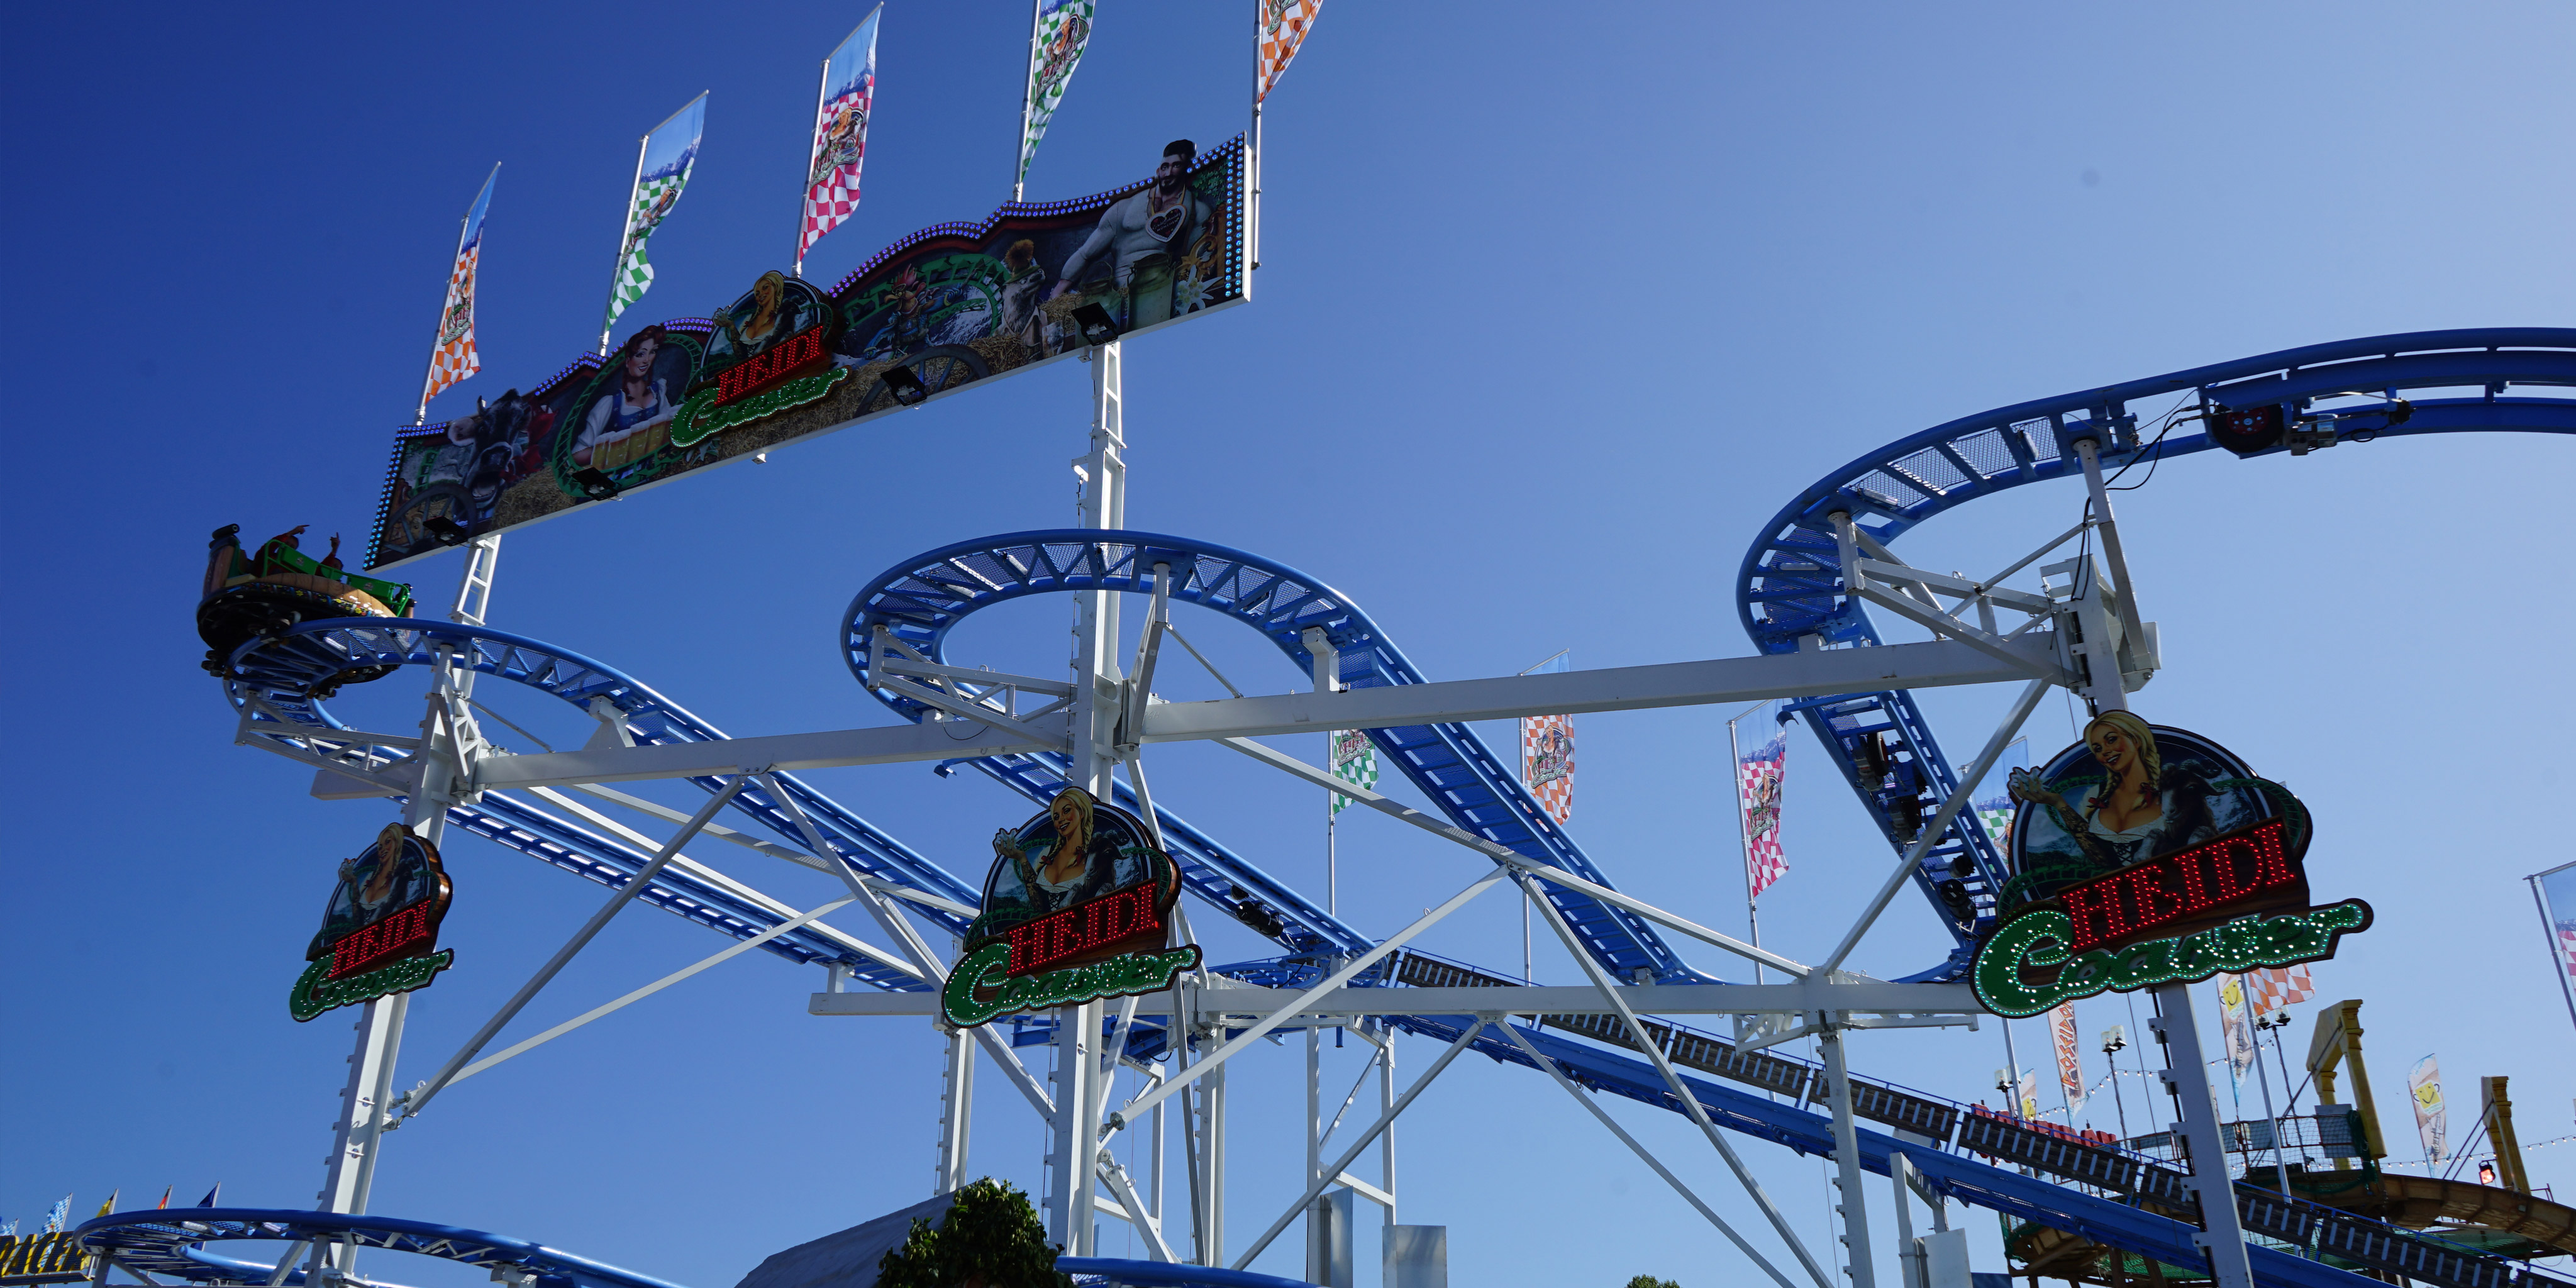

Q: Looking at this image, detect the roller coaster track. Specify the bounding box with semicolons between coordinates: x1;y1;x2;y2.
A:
204;330;2576;1288
74;1209;690;1288
1733;328;2576;980
843;530;1710;985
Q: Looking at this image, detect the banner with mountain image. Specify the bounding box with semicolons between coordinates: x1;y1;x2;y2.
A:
799;8;881;267
604;94;707;335
1018;0;1096;191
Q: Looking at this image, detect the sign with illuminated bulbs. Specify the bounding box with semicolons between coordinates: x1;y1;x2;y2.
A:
941;787;1199;1028
1970;714;2370;1018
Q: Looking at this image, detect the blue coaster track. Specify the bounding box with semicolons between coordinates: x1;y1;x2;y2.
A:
74;1209;693;1288
1733;328;2576;980
201;328;2576;1288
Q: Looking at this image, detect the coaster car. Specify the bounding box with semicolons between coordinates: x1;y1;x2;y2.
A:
198;524;416;697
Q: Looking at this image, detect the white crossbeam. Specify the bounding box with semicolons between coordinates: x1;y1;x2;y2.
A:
808;980;1977;1018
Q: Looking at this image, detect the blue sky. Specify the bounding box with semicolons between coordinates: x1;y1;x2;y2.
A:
824;11;882;108
4;3;2572;1287
639;95;708;185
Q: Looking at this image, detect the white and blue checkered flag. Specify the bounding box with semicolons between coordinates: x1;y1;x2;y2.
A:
1328;728;1376;816
41;1196;70;1234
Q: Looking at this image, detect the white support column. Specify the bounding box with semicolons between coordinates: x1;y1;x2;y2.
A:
316;536;487;1279
1050;334;1124;1257
936;1026;975;1194
1818;1025;1876;1288
1305;1026;1325;1277
1889;1153;1921;1288
1208;1058;1228;1265
1378;1026;1396;1228
2051;447;2249;1288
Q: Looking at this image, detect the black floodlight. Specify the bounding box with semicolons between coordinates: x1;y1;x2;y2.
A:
1070;303;1120;347
421;515;470;547
2207;403;2285;455
880;362;929;406
571;467;621;502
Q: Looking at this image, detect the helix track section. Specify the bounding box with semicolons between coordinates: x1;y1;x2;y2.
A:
1735;329;2576;979
222;619;981;991
843;529;1711;984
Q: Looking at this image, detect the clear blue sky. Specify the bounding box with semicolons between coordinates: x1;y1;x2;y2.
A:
4;3;2572;1286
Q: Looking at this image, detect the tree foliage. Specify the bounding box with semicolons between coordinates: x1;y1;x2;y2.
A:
875;1179;1070;1288
1624;1277;1682;1288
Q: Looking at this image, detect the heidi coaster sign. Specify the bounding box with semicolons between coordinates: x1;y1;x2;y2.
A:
941;787;1199;1028
1970;713;2370;1018
291;823;457;1021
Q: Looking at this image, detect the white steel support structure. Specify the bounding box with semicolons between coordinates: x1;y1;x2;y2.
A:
312;540;499;1282
2061;433;2253;1288
1818;1025;1876;1288
1048;336;1125;1253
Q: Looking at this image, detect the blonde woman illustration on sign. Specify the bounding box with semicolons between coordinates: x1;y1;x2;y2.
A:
2004;712;2268;906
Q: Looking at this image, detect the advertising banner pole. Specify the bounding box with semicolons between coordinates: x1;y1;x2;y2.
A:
1247;0;1261;270
1728;704;1763;983
1014;0;1040;202
417;206;472;425
601;133;648;356
794;54;830;280
2529;862;2576;1033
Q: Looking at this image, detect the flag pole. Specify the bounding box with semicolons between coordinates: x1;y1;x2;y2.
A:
416;163;495;426
2532;866;2576;1034
1014;0;1041;201
1247;0;1262;270
601;132;648;357
795;53;831;279
1727;702;1768;984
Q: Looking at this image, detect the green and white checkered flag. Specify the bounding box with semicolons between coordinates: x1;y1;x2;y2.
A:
604;94;706;334
1017;0;1097;191
1328;728;1376;816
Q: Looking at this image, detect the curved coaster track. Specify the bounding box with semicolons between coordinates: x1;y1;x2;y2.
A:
191;328;2576;1288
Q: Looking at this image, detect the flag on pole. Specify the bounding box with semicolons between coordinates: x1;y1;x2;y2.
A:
2218;974;2257;1101
153;1187;171;1211
93;1192;119;1219
424;165;497;404
604;94;708;336
2533;860;2576;1033
799;7;881;266
1518;651;1572;824
2408;1054;2447;1163
2048;1002;2087;1119
1018;0;1097;191
2016;1068;2040;1120
1739;730;1788;897
1;1219;17;1238
41;1197;69;1235
1328;728;1376;816
1968;738;2029;852
193;1185;220;1209
1255;0;1324;101
2243;965;2316;1019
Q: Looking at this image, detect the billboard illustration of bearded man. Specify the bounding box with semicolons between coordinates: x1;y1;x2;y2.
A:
367;138;1244;572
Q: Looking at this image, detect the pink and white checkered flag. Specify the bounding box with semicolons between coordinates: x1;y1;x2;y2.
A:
1739;732;1787;897
799;8;880;267
1519;651;1572;824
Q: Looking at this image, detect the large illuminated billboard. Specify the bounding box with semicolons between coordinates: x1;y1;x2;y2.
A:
368;136;1246;570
